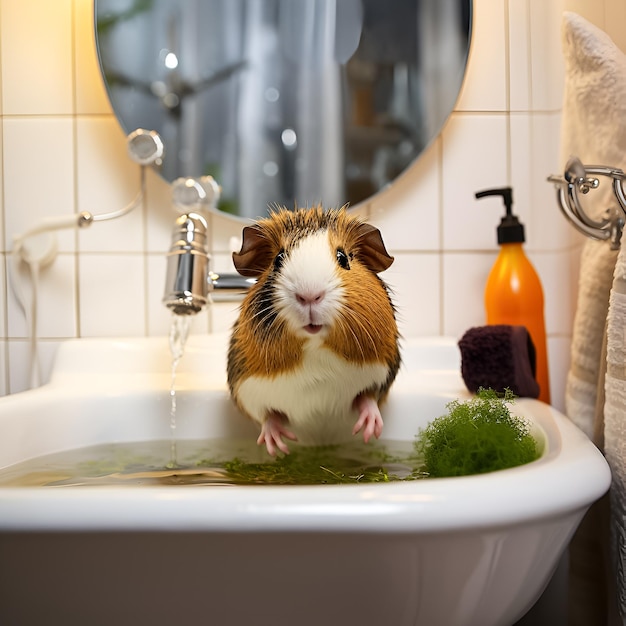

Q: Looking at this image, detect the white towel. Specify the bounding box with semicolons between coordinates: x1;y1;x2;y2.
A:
605;244;626;620
561;12;625;440
560;12;626;624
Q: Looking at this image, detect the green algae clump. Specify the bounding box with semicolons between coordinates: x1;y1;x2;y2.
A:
216;443;423;485
415;388;540;478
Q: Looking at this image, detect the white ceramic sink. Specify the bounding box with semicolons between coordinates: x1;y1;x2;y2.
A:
0;334;610;626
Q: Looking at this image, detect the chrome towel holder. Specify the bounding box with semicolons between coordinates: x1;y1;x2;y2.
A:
548;156;626;250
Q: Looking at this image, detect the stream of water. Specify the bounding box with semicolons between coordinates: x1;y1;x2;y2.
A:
167;313;192;468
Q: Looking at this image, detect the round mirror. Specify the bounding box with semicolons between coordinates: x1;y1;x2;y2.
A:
95;0;471;219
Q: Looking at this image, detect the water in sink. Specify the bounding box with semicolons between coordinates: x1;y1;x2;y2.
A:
0;438;425;487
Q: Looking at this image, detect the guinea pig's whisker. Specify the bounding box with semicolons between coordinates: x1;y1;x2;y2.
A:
354;312;379;352
250;307;278;338
248;299;275;320
249;304;273;323
345;322;367;361
338;308;377;359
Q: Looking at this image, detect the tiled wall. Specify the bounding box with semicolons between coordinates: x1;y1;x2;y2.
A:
0;0;618;410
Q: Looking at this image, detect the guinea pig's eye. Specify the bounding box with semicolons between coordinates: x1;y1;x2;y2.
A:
336;248;350;270
273;249;286;271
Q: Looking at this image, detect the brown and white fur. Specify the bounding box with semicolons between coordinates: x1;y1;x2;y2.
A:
227;206;400;455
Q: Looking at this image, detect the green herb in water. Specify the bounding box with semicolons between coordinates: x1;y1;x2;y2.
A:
415;388;540;478
200;444;424;485
199;389;541;484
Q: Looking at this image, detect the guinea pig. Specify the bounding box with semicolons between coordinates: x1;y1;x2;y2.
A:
227;206;400;455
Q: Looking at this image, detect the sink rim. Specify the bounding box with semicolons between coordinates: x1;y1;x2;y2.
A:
0;335;611;532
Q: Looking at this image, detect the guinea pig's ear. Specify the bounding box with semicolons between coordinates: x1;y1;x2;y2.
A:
355;223;394;273
232;226;274;277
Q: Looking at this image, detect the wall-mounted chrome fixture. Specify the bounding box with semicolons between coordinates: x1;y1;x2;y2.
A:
163;176;254;316
548;157;626;250
13;128;162;253
171;176;221;214
10;129;163;389
163;211;211;315
127;128;165;166
163;176;220;316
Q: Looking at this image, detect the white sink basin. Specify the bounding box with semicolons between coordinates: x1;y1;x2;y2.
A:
0;334;610;626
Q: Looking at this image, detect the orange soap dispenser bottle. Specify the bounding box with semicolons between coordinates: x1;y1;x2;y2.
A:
475;187;550;404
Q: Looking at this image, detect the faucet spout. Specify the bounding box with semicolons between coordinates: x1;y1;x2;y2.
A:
163;212;211;315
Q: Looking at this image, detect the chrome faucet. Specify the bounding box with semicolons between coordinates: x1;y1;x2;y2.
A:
163;211;211;315
162;176;255;315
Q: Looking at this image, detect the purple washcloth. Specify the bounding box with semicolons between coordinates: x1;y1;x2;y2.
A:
458;325;540;398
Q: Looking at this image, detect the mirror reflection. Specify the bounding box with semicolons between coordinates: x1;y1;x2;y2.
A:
95;0;471;218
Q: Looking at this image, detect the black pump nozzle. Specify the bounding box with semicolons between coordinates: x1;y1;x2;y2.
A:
475;186;525;244
475;187;513;213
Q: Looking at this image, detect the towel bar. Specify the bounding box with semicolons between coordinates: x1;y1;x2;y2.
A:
548;156;625;249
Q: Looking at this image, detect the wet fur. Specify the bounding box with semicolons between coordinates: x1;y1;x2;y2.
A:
227;206;400;444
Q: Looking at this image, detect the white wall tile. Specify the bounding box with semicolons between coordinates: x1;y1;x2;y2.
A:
510;112;567;252
3;118;76;252
382;252;441;337
0;122;4;251
209;210;249;255
606;0;626;53
0;16;3;118
442;252;494;337
441;114;508;250
7;341;32;394
74;0;113;115
547;336;571;413
146;253;171;336
508;0;531;112
456;0;507;112
508;113;533;238
563;1;605;34
514;113;568;251
211;251;237;275
0;341;6;396
529;0;566;112
1;0;73;115
7;253;76;339
146;170;177;254
37;254;77;338
369;138;440;251
78;254;146;337
7;339;62;394
0;254;5;340
76;116;144;253
210;302;240;335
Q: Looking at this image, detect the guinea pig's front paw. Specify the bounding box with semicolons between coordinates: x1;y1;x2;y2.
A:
352;394;384;443
257;411;298;456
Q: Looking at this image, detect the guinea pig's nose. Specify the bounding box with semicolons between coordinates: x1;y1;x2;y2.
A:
296;290;325;306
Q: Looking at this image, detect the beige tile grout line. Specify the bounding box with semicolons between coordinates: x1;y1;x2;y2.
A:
504;0;512;186
71;0;82;340
0;0;8;394
140;155;149;336
437;135;445;335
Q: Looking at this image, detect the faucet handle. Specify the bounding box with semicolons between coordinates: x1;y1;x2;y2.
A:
199;176;221;209
172;176;221;214
126;129;165;166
